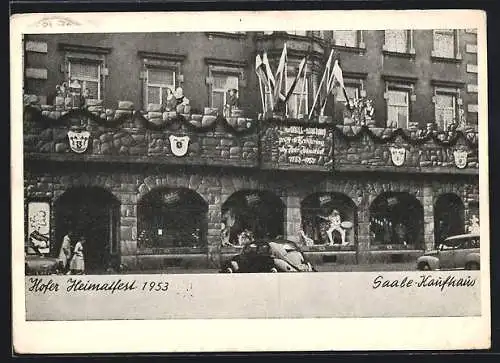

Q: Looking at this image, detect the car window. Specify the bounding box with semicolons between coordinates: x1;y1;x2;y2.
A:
442;240;460;250
466;238;480;249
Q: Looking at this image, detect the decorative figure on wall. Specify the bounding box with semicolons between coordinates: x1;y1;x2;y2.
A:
67;127;91;153
453;149;468;169
174;87;190;114
224;88;239;118
389;146;406;167
169;135;190;157
163;87;177;112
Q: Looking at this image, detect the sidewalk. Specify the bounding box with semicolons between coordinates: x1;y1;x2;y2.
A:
115;262;417;274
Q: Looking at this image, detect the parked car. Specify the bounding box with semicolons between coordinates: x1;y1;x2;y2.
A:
25;245;62;275
416;233;480;271
220;238;316;273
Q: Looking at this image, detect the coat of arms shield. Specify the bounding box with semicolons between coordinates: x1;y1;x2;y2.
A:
169;135;190;157
389;147;406;167
67;130;90;153
453;150;468;169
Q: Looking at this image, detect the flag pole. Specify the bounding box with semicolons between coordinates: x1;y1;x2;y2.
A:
258;76;265;114
309;49;334;119
298;63;307;118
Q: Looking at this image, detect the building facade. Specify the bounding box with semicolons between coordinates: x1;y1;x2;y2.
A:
23;30;480;272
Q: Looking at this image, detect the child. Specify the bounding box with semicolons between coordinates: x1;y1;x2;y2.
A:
69;237;86;275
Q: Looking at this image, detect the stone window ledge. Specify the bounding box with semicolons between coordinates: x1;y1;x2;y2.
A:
205;32;247;40
431;54;463;64
382;49;416;59
332;44;366;54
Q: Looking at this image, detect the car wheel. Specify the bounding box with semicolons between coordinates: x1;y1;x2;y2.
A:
224;267;233;273
466;262;480;270
270;267;278;273
418;262;431;271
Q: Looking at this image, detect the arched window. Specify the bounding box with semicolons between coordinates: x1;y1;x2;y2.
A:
369;192;424;249
434;193;465;246
55;186;120;273
137;188;208;249
221;190;285;246
300;193;357;246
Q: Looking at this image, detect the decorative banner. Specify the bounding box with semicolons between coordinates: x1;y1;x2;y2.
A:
273;125;333;168
389;146;406;167
67;130;90;153
169;135;190;157
27;201;50;254
453;150;468;169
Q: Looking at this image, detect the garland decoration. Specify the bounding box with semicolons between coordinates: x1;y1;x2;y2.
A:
24;105;478;149
24;105;258;136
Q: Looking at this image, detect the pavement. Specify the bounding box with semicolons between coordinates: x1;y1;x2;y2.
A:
116;261;418;274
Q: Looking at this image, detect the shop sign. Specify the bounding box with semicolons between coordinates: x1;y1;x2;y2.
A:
163;191;180;204
27;201;50;254
318;194;332;206
67;130;90;153
389;146;406;167
245;193;260;205
453;150;468;169
276;125;332;167
169;135;190;157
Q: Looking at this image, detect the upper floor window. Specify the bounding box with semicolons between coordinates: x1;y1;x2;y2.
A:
59;43;111;102
205;58;246;112
383;30;415;54
434;86;461;130
69;60;102;100
138;51;186;109
386;87;410;129
211;73;239;110
333;30;364;48
432;29;461;60
145;67;175;105
336;81;362;103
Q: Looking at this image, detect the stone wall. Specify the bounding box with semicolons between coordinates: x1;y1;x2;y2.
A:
24;162;479;268
333;126;479;173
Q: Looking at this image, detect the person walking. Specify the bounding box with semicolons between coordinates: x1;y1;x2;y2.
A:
58;231;73;273
69;237;86;275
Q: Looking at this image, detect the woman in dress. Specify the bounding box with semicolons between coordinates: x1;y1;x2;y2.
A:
70;237;86;275
58;231;73;273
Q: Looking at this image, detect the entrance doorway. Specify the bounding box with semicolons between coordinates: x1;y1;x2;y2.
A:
55;186;120;273
434;193;465;246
